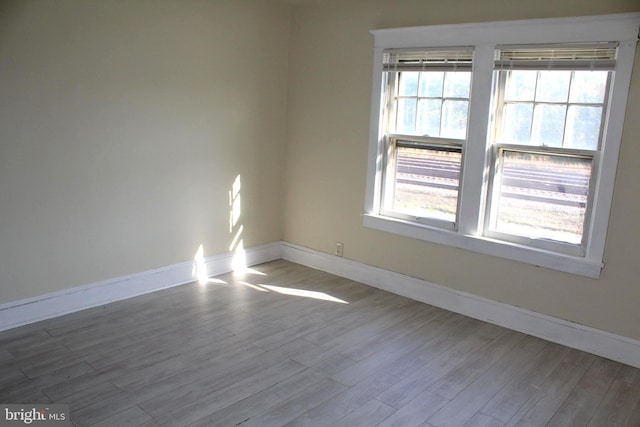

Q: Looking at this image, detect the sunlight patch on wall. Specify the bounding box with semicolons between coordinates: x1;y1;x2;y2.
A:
193;244;228;285
231;240;247;272
229;174;246;272
230;174;242;231
193;244;208;284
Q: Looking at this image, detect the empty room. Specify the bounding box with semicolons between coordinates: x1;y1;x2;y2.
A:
1;0;640;425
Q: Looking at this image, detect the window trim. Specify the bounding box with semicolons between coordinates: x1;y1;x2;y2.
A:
364;13;640;278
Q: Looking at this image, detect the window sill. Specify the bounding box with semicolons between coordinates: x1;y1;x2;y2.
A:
363;213;603;278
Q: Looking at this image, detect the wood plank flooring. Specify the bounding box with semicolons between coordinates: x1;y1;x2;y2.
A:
1;260;639;426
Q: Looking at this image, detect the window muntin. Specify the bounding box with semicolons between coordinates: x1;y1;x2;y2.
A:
495;70;610;150
381;48;472;226
393;71;471;138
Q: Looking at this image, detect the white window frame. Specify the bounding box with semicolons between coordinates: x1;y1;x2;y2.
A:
364;13;640;278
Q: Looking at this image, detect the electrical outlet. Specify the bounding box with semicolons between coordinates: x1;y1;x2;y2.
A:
335;242;343;257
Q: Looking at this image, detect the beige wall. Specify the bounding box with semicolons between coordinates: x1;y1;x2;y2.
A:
282;0;640;340
2;0;640;343
0;0;289;303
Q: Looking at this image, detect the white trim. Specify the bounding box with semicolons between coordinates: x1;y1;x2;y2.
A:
371;13;640;48
363;214;603;278
587;38;638;264
280;241;640;369
457;43;494;236
0;242;282;332
364;46;387;214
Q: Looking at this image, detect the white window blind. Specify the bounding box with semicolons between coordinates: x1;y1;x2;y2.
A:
383;48;474;71
495;43;618;70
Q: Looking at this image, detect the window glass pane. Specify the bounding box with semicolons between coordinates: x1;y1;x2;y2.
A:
418;72;444;97
505;70;537;101
564;106;602;150
443;72;471;98
503;103;533;144
441;100;468;139
531;104;566;147
393;146;461;223
491;151;592;245
398;72;419;96
570;71;608;104
396;98;417;134
535;71;570;103
417;99;442;136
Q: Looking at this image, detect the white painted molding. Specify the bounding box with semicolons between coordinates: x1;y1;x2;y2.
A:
0;242;282;332
370;12;640;47
280;241;640;369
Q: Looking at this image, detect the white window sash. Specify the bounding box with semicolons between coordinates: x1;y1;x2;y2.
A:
483;144;598;256
381;136;463;230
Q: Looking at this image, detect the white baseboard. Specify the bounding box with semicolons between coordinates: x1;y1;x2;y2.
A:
0;242;282;332
3;240;638;369
280;241;640;369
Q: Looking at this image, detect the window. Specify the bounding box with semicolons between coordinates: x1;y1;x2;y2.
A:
381;49;472;227
364;14;640;277
485;44;616;256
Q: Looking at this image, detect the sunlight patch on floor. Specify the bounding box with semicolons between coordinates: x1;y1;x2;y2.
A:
236;283;349;304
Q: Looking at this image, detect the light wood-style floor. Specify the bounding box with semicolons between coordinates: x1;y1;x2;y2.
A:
1;260;639;426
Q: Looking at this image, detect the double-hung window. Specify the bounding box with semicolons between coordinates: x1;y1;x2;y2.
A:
486;44;616;256
381;49;472;227
364;14;639;277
